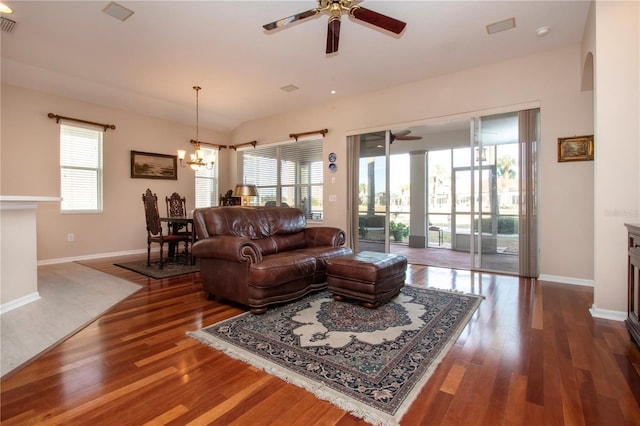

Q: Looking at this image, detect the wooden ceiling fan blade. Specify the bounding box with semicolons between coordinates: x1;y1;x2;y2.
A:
392;130;422;141
350;6;406;34
263;9;318;31
326;18;341;54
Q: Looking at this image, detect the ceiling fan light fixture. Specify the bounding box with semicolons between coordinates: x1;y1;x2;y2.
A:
263;0;407;54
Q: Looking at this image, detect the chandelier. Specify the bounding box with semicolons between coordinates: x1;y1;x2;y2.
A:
177;86;214;171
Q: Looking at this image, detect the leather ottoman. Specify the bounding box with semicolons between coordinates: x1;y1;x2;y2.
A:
326;251;407;308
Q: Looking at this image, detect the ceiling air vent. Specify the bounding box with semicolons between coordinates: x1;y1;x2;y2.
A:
0;16;15;33
486;17;516;35
102;2;134;22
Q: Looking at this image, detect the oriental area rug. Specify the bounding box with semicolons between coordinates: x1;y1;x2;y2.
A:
188;286;483;426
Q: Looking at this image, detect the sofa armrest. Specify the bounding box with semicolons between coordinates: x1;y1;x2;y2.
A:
304;227;346;247
192;235;263;263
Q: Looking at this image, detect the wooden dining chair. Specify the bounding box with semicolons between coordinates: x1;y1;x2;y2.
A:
142;189;190;268
165;192;191;236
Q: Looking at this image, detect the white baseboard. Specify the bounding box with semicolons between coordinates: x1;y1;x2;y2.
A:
539;276;626;322
538;274;594;287
589;304;626;322
1;291;41;315
37;249;149;266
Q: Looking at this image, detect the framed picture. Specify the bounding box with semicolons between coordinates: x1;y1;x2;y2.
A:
130;150;178;180
557;135;594;162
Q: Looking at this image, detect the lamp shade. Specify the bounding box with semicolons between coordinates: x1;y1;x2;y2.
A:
233;184;258;197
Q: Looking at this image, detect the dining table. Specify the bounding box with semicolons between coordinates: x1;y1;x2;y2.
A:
159;214;196;264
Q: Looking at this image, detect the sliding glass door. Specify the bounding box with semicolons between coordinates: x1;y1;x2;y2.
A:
349;108;538;277
356;131;390;253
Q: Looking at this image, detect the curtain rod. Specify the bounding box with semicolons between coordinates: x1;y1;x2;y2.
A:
229;140;257;151
289;128;328;141
191;139;227;150
48;113;116;131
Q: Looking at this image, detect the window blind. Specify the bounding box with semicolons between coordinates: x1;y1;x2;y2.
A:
60;124;103;212
194;147;219;208
239;139;323;218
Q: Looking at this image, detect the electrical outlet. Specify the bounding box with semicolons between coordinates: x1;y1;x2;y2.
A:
67;233;74;242
329;195;337;202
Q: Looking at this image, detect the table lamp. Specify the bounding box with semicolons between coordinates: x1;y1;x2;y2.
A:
233;184;258;206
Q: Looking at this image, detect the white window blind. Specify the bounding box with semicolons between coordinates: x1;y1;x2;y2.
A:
239;139;323;219
195;147;218;208
60;124;103;213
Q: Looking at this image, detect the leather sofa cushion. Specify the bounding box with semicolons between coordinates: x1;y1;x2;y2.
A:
194;207;310;255
249;252;316;288
264;207;306;235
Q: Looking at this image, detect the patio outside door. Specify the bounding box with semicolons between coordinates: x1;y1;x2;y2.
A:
446;114;521;274
349;108;538;277
356;131;391;253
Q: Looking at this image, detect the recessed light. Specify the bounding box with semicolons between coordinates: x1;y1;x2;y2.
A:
486;17;516;35
0;3;13;14
102;2;135;22
330;90;336;95
280;84;299;92
536;26;551;37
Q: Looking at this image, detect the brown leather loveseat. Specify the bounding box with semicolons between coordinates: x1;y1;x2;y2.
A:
192;206;352;314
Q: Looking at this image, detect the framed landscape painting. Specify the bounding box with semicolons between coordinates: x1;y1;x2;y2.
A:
130;151;178;179
557;135;594;162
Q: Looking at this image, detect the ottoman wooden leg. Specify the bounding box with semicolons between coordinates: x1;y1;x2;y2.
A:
362;301;378;309
332;294;346;301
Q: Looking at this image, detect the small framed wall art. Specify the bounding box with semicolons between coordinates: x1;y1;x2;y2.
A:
328;152;337;172
130;150;178;180
557;135;594;162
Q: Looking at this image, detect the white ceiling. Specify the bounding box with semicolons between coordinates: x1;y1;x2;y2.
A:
1;1;591;133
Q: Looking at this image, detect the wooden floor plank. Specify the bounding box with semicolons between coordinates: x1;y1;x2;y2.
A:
2;255;640;425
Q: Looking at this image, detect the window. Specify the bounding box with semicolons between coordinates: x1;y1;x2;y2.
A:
238;139;323;219
195;147;218;208
60;124;103;213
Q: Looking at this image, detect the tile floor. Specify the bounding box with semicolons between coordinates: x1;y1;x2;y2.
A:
0;263;140;377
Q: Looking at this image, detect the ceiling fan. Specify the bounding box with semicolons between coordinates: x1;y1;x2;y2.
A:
390;130;422;144
263;0;407;54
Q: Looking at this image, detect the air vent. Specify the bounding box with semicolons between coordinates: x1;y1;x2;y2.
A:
486;17;516;35
102;2;134;22
0;16;15;33
280;84;299;93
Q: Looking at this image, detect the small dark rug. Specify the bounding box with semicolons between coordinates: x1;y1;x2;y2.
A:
188;286;483;426
114;257;199;279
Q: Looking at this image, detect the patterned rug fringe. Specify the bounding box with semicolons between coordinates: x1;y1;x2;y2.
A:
187;287;482;426
188;329;399;426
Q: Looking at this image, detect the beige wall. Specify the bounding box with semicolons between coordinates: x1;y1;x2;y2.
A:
1;4;635;317
230;45;595;282
592;0;640;315
1;85;228;261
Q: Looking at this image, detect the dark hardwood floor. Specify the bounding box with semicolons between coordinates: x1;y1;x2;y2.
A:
1;254;639;425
